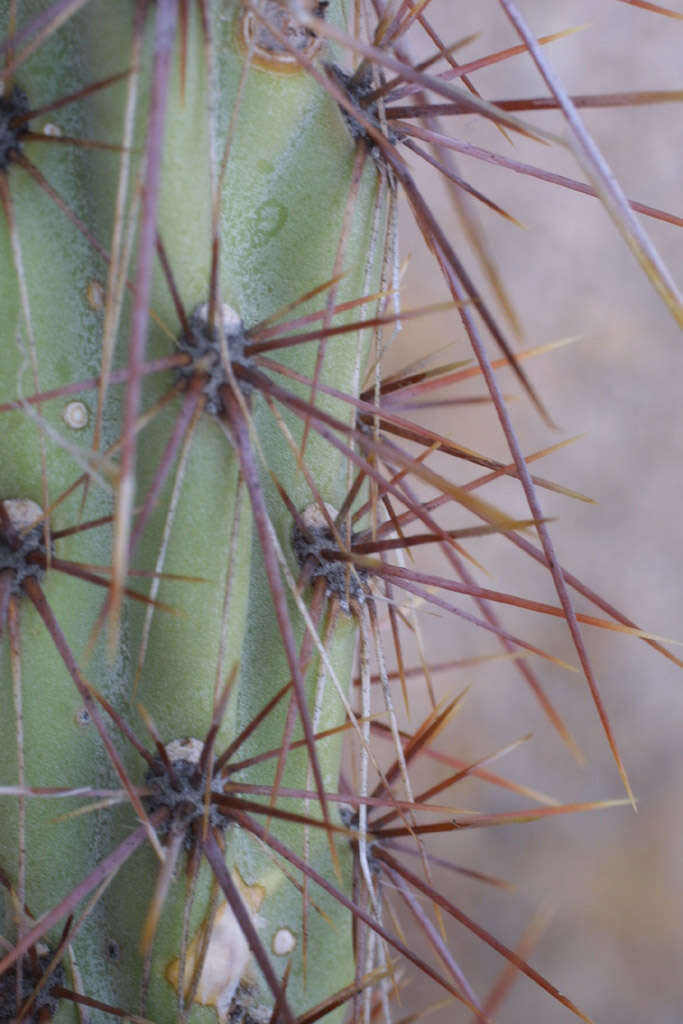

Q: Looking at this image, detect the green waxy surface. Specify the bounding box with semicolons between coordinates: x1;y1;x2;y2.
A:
1;1;386;1022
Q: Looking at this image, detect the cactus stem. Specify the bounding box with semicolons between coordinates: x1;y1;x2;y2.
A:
223;386;341;877
0;816;159;982
20;574;166;861
201;829;295;1024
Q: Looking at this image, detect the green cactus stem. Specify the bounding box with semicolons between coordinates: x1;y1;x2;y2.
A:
1;1;388;1021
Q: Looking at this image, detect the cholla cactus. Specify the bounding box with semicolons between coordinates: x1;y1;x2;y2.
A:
0;2;681;1023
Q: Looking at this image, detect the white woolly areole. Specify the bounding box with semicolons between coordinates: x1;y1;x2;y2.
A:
164;737;203;765
300;501;338;531
194;301;243;337
3;498;43;531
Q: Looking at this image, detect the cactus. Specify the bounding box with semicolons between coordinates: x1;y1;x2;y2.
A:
0;2;681;1023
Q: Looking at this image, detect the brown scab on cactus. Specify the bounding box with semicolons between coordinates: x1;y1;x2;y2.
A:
238;0;329;70
165;875;267;1022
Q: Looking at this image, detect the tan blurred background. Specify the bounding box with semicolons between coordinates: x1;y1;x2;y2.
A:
368;2;683;1021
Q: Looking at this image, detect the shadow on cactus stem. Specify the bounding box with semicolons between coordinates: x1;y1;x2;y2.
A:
1;1;682;1023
